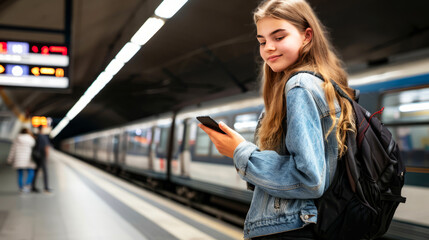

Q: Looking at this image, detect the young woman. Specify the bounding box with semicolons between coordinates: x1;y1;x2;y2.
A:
198;0;356;239
7;128;36;193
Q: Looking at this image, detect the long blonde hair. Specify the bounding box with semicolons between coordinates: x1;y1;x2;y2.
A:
254;0;355;157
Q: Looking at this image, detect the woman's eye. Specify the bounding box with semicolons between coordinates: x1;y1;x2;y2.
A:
259;42;266;46
275;36;284;41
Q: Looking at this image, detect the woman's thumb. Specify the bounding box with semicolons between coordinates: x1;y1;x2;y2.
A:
218;121;232;135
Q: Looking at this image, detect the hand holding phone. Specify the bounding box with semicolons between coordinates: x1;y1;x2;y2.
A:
196;116;226;134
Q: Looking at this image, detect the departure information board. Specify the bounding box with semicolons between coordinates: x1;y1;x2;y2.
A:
0;40;69;89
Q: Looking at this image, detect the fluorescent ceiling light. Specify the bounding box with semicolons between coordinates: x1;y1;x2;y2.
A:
399;101;429;112
105;58;124;76
66;96;92;120
66;72;113;120
131;17;165;46
115;42;141;63
50;118;70;138
84;72;113;99
155;0;188;19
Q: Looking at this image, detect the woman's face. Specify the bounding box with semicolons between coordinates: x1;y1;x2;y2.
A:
257;17;307;72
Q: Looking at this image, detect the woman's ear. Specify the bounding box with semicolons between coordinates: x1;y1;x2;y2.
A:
303;28;313;45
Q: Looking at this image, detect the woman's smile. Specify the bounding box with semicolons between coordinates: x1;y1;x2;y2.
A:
267;54;282;62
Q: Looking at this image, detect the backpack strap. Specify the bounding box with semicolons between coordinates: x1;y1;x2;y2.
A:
290;71;360;103
329;80;354;103
381;193;407;203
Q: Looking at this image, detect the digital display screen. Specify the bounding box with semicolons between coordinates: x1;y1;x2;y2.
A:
0;40;69;89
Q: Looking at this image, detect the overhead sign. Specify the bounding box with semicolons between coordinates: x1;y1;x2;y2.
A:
0;40;69;89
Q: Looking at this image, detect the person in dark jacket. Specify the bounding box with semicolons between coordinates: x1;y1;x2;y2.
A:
31;126;52;193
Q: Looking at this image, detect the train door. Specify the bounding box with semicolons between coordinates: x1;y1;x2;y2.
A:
118;131;127;165
86;139;94;159
148;126;155;170
93;138;99;161
106;135;112;163
171;118;186;176
112;134;120;164
180;118;192;177
153;126;170;173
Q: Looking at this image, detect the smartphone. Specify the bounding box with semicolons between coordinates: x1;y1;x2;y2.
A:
196;116;226;134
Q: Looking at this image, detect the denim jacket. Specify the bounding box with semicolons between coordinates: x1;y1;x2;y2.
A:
233;72;341;239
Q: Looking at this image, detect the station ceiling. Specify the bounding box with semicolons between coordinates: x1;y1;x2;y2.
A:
1;0;429;141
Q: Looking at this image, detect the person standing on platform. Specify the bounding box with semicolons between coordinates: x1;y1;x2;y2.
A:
7;128;36;193
31;126;52;193
198;0;356;239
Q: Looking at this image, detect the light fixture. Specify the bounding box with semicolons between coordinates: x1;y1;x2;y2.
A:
105;58;124;76
155;0;188;19
65;72;113;121
66;95;92;120
84;72;113;99
115;42;141;63
131;17;165;46
50;118;70;138
11;65;24;76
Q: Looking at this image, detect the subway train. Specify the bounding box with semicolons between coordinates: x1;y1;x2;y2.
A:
61;57;429;238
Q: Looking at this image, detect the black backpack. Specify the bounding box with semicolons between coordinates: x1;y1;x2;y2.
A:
250;71;406;239
31;134;43;163
302;72;407;240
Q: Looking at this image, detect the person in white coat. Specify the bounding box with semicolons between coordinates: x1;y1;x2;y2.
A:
7;128;36;193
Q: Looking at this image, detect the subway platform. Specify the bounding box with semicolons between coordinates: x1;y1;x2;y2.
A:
0;149;242;240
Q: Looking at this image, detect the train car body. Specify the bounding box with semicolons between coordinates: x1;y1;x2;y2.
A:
171;92;263;203
121;113;174;180
65;112;174;181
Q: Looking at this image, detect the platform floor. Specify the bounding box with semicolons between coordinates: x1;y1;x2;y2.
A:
0;149;243;240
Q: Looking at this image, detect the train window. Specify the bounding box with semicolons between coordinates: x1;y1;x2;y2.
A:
383;87;429;124
176;122;185;143
85;139;93;158
183;121;197;154
188;122;197;146
211;142;222;156
100;137;109;152
126;128;151;156
93;138;100;147
195;127;210;156
381;87;429;168
93;138;100;158
234;113;258;143
174;121;185;154
157;127;170;154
